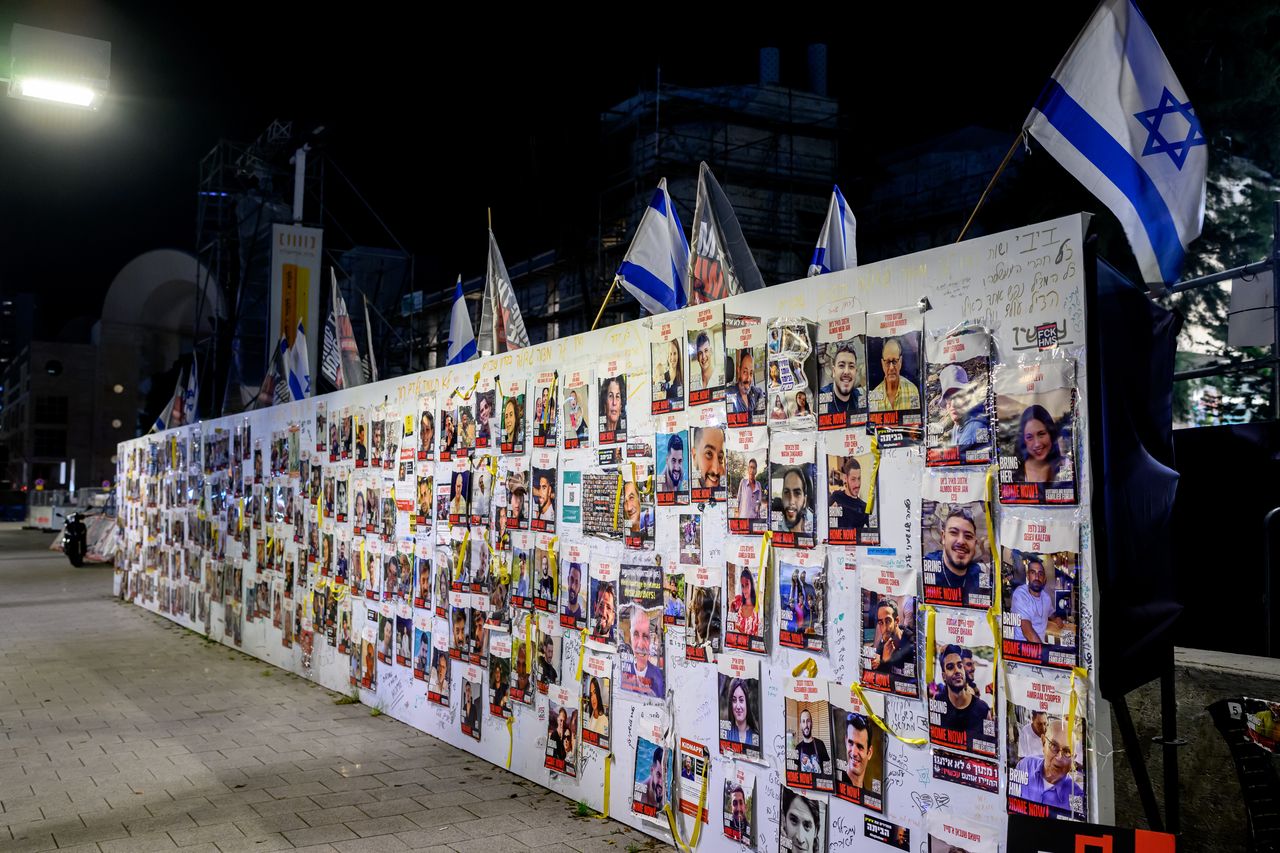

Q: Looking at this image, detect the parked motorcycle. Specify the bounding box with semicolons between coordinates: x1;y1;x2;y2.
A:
62;512;88;567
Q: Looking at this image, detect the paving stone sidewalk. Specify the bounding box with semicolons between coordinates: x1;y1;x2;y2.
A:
0;531;665;853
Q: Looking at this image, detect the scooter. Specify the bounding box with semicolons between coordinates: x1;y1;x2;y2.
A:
62;512;88;567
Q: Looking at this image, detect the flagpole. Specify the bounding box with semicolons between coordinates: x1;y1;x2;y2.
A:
591;277;620;331
956;132;1024;243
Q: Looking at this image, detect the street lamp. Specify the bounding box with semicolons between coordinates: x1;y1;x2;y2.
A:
3;24;110;110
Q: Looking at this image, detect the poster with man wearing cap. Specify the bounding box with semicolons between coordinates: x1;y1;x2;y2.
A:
925;328;992;467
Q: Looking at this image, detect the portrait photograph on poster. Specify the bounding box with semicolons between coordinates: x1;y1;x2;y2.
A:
544;683;580;776
784;679;833;793
925;327;993;467
684;565;722;663
651;322;686;414
778;786;827;853
777;550;825;652
722;769;755;846
631;734;671;821
829;682;885;812
717;655;763;762
867;307;924;445
727;426;767;535
769;435;817;549
598;366;628;446
824;430;879;546
690;423;727;504
580;651;612;750
656;425;690;507
1000;516;1080;669
561;370;592;450
1005;664;1088;821
921;470;993;609
860;558;920;698
500;379;526;455
927;608;998;758
587;560;619;649
532;371;558;448
817;310;868;430
995;358;1078;505
687;308;725;407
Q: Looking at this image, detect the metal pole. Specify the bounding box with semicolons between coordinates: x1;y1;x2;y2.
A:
1271;201;1279;418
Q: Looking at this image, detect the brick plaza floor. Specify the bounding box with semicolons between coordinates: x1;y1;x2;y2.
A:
0;530;663;853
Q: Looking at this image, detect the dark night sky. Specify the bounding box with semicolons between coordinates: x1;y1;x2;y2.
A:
0;1;1217;339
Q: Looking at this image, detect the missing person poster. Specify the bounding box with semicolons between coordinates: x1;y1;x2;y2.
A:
580;650;612;751
315;402;326;454
529;450;557;533
728;426;768;535
925;327;993;467
474;379;496;452
535;611;563;694
1005;663;1088;821
428;625;450;705
663;572;686;628
724;313;767;428
532;532;557;613
995;357;1078;505
817;309;868;431
652;320;686;415
439;395;459;461
559;542;588;630
677;738;710;824
691;415;727;505
928;608;998;757
860;557;920;698
532;370;559;448
447;458;470;526
830;681;885;812
687;304;726;407
770;433;818;549
562;369;592;450
581;472;621;540
656;416;690;507
489;631;512;719
470;455;496;529
508;531;534;610
722;768;755;846
778;786;827;853
777;547;826;652
684;564;722;663
621;461;655;549
509;614;535;706
679;514;702;566
417;395;436;462
785;678;833;792
619;560;665;699
926;811;999;853
499;379;526;456
597;358;628;446
413;612;430;680
587;559;619;650
867;306;924;446
631;721;672;822
545;683;580;777
1000;515;1080;669
767;319;818;429
460;663;483;741
718;654;763;762
825;429;880;546
921;470;993;609
415;473;433;529
725;539;767;655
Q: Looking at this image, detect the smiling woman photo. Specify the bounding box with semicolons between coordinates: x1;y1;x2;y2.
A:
1015;404;1064;484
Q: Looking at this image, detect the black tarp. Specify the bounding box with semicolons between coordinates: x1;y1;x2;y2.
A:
1088;257;1183;700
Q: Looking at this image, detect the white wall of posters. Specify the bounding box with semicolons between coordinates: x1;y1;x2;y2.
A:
117;214;1108;851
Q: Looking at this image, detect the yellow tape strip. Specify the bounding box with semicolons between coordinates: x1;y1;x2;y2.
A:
524;613;535;687
359;538;368;583
239;498;245;534
851;682;930;746
865;434;882;516
451;370;483;401
757;531;772;599
612;472;624;530
544;536;560;603
592;753;614;820
575;628;589;681
983;465;1005;684
791;657;818;679
662;751;710;853
1067;665;1088;753
454;531;471;580
506;715;514;768
316;492;323;529
924;605;937;683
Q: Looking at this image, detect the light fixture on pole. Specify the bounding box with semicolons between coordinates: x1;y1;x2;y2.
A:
3;24;110;109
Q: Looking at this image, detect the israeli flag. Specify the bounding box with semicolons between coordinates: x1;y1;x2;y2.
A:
616;178;689;315
1024;0;1206;286
447;275;477;365
282;319;312;401
808;184;857;277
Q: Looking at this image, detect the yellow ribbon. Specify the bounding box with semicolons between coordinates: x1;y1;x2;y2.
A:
612;472;625;530
758;531;772;608
865;434;882;516
791;657;818;679
851;682;930;746
983;465;1005;683
451;371;483;401
316;492;323;529
631;461;654;499
1067;665;1087;755
359;539;368;583
524;613;535;690
454;531;472;580
506;715;514;768
239;498;245;534
575;628;589;681
595;754;613;819
924;605;937;683
547;536;560;601
662;748;711;852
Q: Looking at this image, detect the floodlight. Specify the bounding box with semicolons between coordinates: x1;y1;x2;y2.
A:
5;24;110;110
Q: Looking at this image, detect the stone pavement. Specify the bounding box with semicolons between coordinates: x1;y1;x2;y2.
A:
0;530;667;853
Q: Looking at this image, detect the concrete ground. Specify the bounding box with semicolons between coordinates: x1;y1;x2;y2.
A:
0;529;666;853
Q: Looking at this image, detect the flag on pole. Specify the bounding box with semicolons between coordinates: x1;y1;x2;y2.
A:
447;275;478;365
178;351;199;424
321;271;344;389
808;184;857;277
1023;0;1206;286
362;294;379;383
150;367;186;433
616;178;689;315
479;229;530;354
271;340;290;406
686;161;764;305
282;319;312;401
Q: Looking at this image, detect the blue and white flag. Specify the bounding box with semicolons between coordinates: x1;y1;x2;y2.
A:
1024;0;1206;286
807;184;857;277
150;369;185;433
447;275;478;365
179;352;199;424
616;178;689;315
282;319;312;401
